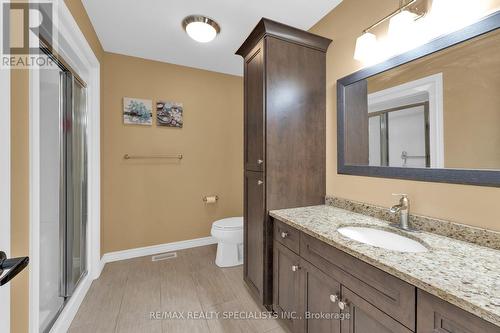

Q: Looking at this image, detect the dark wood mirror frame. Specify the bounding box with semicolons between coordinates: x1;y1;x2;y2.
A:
337;11;500;187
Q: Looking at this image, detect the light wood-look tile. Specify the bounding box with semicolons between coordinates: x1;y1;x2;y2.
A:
160;252;201;312
161;318;211;333
68;319;118;333
191;263;236;309
263;326;289;333
116;279;162;329
115;320;163;333
221;266;282;333
69;245;282;333
204;299;256;333
70;261;129;330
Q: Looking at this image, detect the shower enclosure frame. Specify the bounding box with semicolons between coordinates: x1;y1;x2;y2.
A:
58;61;89;301
28;2;101;332
36;48;89;333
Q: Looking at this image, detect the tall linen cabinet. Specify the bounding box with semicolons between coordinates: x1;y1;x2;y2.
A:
236;18;331;306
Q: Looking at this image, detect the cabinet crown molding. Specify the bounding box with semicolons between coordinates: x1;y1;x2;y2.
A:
236;18;332;57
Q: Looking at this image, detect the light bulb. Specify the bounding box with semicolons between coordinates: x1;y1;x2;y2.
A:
429;0;487;36
354;32;377;62
388;10;419;54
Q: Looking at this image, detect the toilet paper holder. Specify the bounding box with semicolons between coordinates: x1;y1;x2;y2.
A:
203;195;219;203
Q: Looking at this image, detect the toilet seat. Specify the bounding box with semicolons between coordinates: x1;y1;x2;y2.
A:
212;217;243;230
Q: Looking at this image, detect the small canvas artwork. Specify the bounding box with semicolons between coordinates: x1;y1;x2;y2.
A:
156;101;183;128
123;97;153;125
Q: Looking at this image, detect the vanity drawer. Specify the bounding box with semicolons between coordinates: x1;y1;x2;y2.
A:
273;219;300;253
300;232;416;330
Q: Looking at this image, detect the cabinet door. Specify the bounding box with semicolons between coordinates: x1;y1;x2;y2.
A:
244;42;265;172
244;171;265;300
273;241;301;333
340;287;413;333
417;290;499;333
299;259;341;333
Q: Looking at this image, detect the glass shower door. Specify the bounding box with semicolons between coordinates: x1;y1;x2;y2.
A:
39;61;88;332
39;56;65;332
63;77;88;295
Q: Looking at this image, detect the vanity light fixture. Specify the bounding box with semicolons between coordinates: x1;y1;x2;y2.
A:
354;0;427;63
182;15;221;43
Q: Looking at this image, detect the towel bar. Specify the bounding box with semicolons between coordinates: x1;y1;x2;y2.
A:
123;154;183;160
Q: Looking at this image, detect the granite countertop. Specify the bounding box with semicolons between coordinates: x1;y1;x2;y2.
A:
269;205;500;327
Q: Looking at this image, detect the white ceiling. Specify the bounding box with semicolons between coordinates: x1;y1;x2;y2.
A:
81;0;342;76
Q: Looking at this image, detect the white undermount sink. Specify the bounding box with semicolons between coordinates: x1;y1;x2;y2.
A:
337;226;428;253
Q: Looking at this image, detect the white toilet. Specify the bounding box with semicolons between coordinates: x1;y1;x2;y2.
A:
211;217;243;267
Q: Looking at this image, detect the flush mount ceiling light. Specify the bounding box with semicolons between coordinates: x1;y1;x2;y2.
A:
182;15;221;43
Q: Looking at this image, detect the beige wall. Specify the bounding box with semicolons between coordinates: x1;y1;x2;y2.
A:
11;69;29;333
10;0;104;331
101;52;243;254
367;29;500;169
310;0;500;232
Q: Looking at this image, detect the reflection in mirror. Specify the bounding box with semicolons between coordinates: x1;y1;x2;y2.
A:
344;27;500;170
368;76;433;168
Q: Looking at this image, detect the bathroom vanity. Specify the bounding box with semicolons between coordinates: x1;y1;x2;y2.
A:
237;11;500;333
270;204;500;333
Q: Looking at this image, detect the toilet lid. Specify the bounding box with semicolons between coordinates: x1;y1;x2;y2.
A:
213;217;243;230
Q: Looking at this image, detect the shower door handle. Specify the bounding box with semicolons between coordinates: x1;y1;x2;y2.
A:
0;251;29;286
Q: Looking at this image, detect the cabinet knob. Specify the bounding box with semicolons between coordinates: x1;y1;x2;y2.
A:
338;300;348;310
257;180;264;186
281;232;288;239
329;294;339;303
257;159;264;165
291;265;300;272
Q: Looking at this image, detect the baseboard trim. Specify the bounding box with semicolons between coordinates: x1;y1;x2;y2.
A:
100;236;217;270
49;273;92;333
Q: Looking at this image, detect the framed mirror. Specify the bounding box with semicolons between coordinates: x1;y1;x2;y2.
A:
337;11;500;187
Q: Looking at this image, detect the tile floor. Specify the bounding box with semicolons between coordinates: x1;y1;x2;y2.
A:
68;245;287;333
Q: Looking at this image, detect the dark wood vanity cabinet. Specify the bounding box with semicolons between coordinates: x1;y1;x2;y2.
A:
417;290;499;333
244;41;264;173
273;242;302;332
299;258;341;333
244;171;266;299
340;286;412;333
272;220;499;333
274;241;342;333
237;18;331;305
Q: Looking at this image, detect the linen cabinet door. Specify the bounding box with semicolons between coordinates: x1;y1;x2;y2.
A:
273;241;301;333
340;287;413;333
299;259;341;333
244;42;265;172
244;171;265;300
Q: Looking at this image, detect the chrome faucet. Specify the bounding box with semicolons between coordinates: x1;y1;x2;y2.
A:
390;194;410;230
